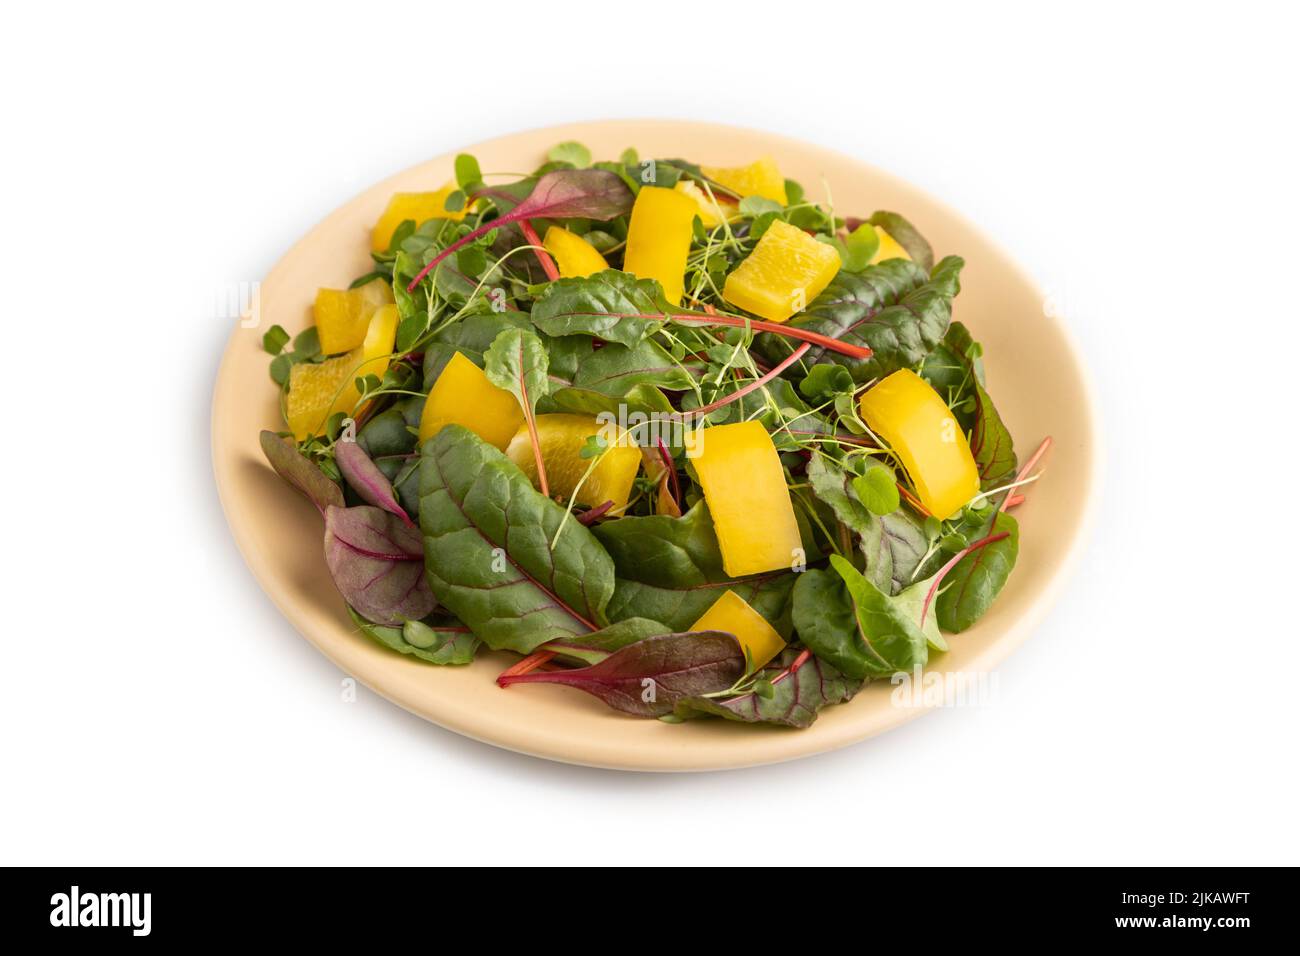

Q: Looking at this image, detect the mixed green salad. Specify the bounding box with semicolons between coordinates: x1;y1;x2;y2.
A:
258;141;1050;728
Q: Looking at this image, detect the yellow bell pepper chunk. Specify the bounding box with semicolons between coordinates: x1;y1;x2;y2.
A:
869;225;911;264
418;351;524;450
700;156;788;205
313;279;394;355
674;180;739;229
287;304;398;440
370;183;466;253
505;414;641;511
686;420;803;577
722;220;841;322
859;369;979;520
692;590;786;672
622;185;697;306
542;226;610;278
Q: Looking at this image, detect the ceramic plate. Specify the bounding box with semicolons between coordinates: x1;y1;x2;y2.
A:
212;119;1099;771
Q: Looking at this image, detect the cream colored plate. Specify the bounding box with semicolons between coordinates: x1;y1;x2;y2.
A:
212;120;1099;771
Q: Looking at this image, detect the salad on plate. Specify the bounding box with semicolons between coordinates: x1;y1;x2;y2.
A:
258;141;1051;728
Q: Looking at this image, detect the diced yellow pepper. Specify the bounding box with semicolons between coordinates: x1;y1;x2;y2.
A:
700;157;788;205
869;226;911;264
686;420;802;578
692;590;786;672
722;220;841;322
543;226;610;278
418;351;524;450
622;185;697;307
313;279;395;355
674;180;739;229
287;304;398;440
505;414;641;511
370;183;466;253
859;369;979;520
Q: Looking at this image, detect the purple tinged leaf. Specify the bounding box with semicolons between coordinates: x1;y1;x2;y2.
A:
498;631;746;718
406;170;633;292
260;430;344;514
512;168;634;221
335;438;412;524
323;505;435;627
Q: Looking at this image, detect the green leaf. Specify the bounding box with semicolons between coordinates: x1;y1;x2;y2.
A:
269;353;292;385
840;223;881;271
759;256;963;383
592;502;796;633
971;380;1017;489
936;511;1019;632
483;327;551;416
570;337;696;396
547;141;592;168
348;608;480;665
798;363;854;403
262;324;290;355
672;647;862;729
529;270;667;347
867;211;934;272
543;617;670;665
791;555;928;679
739;195;784;217
806;455;926;593
418;425;615;652
851;466;900;516
454;153;481;190
422;312;531;388
919;321;1016;489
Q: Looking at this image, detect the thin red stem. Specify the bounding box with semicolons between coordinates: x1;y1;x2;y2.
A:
898;485;932;518
518;219;559;282
671;344;811;419
498;649;557;684
1000;435;1053;513
920;531;1011;627
652;312;870;360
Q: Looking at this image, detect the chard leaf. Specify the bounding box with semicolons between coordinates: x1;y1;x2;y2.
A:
858;509;930;596
260;430;344;513
513;168;633;220
530;270;666;347
498;632;746;718
422;312;531;388
348;607;479;665
673;647;862;728
483;327;550;415
592;503;795;633
335;438;410;523
418;425;615;652
867;211;934;272
324;505;436;627
759;256;963;383
971;380;1017;489
807;455;927;593
571;337;697;396
547;141;592;169
791;556;927;679
936;511;1019;632
920;322;1016;489
543;617;670;665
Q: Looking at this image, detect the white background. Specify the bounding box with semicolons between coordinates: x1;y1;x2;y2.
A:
3;1;1297;865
